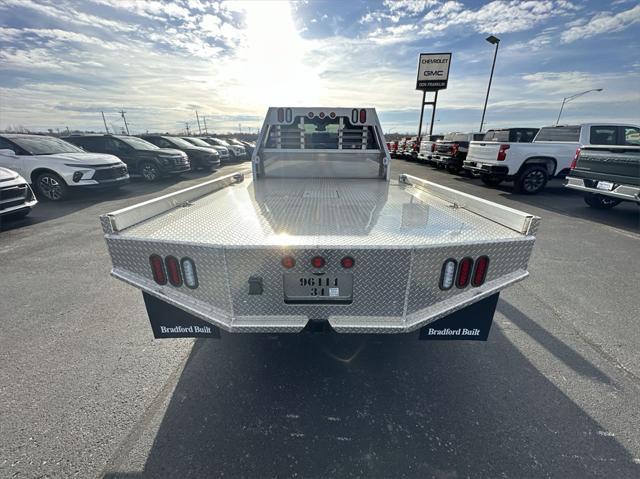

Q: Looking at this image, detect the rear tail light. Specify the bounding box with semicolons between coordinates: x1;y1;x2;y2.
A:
149;254;167;285
341;256;355;269
307;111;314;118
413;143;419;151
281;256;295;269
439;259;457;290
277;108;284;122
359;109;366;123
451;143;459;155
570;148;581;169
181;257;198;289
165;256;182;287
471;256;490;287
456;257;473;288
319;111;325;118
311;256;325;268
431;143;436;152
351;109;358;123
497;144;510;161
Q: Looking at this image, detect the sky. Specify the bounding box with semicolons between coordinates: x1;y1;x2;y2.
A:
0;0;638;135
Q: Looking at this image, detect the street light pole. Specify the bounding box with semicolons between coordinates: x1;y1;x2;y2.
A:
479;35;500;133
555;88;603;125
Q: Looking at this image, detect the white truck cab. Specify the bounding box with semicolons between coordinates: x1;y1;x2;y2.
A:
99;107;540;341
464;123;640;194
0;134;129;201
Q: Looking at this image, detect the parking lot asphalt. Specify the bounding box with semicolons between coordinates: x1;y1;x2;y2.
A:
1;160;639;478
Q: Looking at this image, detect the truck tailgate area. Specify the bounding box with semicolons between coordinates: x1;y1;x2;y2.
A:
102;174;538;333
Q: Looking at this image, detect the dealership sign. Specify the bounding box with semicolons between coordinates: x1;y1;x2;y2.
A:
416;52;452;91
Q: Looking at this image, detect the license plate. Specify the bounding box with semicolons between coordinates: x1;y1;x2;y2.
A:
283;273;353;304
596;181;614;191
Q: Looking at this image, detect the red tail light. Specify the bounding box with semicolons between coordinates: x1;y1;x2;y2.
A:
456;257;473;288
149;254;167;285
341;256;354;269
431;143;436;152
359;109;366;123
281;256;295;269
497;144;510;161
451;143;459;155
570;148;581;169
277;108;284;122
472;256;490;287
311;256;325;268
165;256;182;287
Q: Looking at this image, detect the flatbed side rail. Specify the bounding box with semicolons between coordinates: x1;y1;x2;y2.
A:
100;172;245;234
399;174;540;235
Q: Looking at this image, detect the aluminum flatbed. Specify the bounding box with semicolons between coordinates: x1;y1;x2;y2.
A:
100;107;540;340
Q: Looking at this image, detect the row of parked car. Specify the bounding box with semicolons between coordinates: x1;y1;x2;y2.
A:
0;133;255;221
389;123;640;209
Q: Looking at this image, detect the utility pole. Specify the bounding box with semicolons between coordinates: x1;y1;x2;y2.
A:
195;111;202;135
203;116;208;134
238;123;242;133
479;35;500;133
185;122;190;136
101;111;109;134
119;109;130;135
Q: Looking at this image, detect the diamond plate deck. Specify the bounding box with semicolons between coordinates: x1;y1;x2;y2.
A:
120;177;523;247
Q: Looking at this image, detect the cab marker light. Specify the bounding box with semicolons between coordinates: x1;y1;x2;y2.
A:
439;259;457;290
181;257;198;289
149;254;167;285
165;255;182;287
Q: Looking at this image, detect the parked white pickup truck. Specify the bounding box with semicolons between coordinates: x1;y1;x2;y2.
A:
463;123;640;194
99;107;541;341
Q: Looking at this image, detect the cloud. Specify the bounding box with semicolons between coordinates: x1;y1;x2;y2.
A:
561;4;640;43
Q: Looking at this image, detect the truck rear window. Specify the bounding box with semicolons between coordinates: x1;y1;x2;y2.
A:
535;126;580;142
264;116;379;150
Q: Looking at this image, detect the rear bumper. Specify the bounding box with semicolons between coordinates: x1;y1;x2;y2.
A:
463;161;510;177
565;177;640;202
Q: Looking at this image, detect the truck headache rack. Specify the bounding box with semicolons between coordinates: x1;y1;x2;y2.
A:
100;107;540;338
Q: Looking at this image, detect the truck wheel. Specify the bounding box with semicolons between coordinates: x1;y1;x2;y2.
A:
446;165;461;174
515;165;548;194
584;193;621;209
480;175;503;186
140;162;161;182
34;171;69;201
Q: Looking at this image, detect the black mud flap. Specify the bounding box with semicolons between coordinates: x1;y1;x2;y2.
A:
419;293;499;341
143;292;220;339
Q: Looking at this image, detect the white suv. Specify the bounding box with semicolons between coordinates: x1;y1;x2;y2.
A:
0;167;37;220
0;134;129;201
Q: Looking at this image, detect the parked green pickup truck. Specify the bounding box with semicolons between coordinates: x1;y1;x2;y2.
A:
565;143;640;209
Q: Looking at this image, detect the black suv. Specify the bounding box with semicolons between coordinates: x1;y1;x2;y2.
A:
139;135;220;171
65;135;190;181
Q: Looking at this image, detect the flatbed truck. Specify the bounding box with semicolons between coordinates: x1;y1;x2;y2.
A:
99;107;540;340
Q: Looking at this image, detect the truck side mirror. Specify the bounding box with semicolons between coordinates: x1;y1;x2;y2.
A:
0;148;16;156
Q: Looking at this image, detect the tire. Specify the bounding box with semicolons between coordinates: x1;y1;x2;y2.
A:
480;175;503;186
446;165;461;174
34;171;69;201
139;161;161;182
584;193;621;209
514;165;548;194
